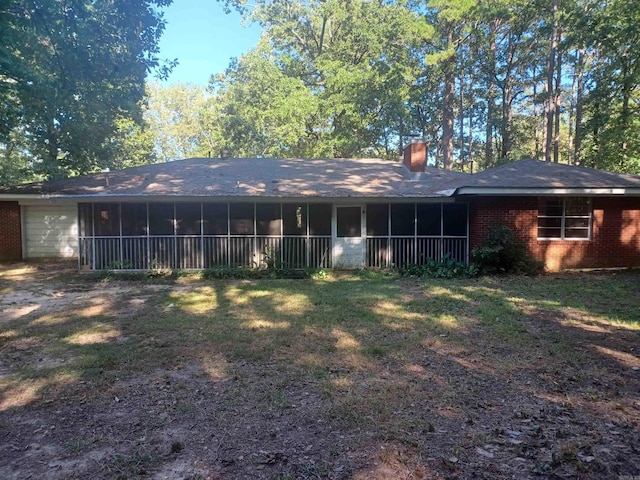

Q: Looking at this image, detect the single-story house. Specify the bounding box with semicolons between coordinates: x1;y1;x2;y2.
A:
1;141;639;271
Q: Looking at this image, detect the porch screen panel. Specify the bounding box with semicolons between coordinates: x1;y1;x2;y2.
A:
308;204;331;235
391;204;415;236
366;204;389;267
122;204;147;236
366;204;389;236
417;204;441;236
256;203;281;235
442;204;467;237
337;207;361;237
94;203;120;236
203;203;228;235
230;203;254;235
442;203;468;262
283;203;306;236
78;204;93;237
176;203;201;235
203;203;228;267
148;203;174;235
309;204;332;268
390;204;415;266
121;204;149;269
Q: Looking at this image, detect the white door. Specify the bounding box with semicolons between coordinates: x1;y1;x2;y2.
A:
333;205;365;268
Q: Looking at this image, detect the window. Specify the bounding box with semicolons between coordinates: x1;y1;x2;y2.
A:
538;197;591;240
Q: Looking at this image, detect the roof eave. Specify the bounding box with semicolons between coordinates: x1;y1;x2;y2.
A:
450;187;640;196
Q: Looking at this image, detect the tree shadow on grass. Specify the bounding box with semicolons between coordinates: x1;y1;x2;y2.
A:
1;271;639;479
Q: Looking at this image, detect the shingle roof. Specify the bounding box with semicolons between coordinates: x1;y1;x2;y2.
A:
2;157;639;200
455;158;640;190
0;157;471;199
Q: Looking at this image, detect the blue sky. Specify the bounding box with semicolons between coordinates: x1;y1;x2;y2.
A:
157;0;262;86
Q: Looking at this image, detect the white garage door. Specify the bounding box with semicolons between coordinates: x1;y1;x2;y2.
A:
24;205;78;258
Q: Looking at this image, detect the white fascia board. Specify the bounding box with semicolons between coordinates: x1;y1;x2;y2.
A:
452;187;640;196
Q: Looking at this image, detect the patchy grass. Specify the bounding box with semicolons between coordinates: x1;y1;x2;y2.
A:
1;263;639;479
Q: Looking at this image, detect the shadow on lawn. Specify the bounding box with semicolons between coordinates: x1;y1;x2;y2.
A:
1;269;639;479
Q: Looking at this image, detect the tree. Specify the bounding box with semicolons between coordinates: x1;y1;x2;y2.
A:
216;0;427;158
145;81;210;162
0;0;174;182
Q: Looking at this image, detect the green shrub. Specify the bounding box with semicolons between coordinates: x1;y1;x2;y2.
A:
471;224;542;275
399;253;478;279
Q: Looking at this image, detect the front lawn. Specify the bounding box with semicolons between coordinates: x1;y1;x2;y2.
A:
1;264;639;479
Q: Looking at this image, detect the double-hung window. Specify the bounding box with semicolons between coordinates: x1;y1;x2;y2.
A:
537;197;591;240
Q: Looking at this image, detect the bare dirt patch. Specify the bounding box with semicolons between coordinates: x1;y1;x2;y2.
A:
1;263;639;479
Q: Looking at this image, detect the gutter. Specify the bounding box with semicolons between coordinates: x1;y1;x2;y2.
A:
443;187;640;196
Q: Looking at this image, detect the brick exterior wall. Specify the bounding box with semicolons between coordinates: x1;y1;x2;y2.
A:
0;201;22;261
469;196;640;271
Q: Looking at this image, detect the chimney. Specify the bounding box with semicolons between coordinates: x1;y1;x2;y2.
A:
402;138;426;172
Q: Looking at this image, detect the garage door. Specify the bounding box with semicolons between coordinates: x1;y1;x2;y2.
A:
24;205;78;258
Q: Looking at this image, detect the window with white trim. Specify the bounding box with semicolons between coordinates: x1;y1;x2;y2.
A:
537;197;591;240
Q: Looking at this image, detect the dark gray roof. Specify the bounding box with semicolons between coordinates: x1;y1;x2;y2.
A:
455;158;640;190
0;157;471;199
2;157;639;200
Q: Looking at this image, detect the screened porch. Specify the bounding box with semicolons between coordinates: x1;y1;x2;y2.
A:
77;201;468;270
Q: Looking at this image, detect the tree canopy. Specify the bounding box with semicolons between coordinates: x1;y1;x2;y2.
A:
3;0;640;183
202;0;640;173
0;0;174;183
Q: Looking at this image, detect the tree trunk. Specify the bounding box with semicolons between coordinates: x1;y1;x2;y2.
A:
574;50;585;164
442;33;455;170
459;70;465;170
553;44;562;163
485;21;497;168
544;0;558;162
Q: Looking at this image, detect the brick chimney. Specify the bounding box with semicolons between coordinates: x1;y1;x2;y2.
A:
403;138;426;172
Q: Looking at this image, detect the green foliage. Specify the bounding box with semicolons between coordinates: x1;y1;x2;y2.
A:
145;82;211;162
399;254;478;279
471;224;542;275
0;0;173;183
209;0;426;159
201;266;322;280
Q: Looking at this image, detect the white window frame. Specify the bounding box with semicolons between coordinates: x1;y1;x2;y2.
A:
537;197;592;241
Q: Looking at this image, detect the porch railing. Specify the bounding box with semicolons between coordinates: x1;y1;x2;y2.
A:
79;235;466;271
79;235;332;270
366;237;468;268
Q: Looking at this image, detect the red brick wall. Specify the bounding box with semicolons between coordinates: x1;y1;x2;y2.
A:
469;196;640;271
0;201;22;261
